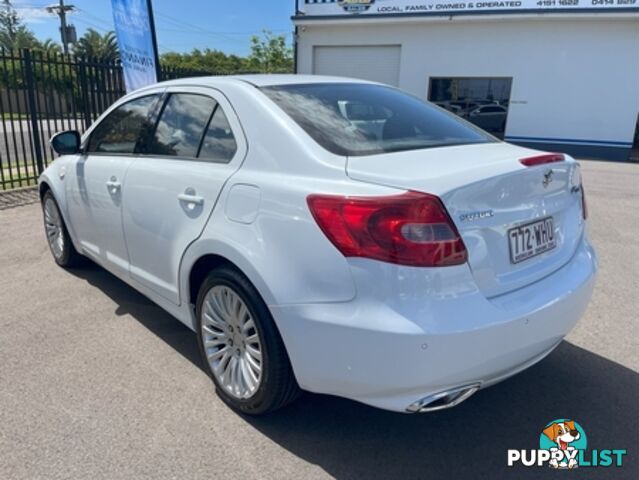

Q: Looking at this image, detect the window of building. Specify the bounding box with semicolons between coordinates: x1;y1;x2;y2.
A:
429;77;512;138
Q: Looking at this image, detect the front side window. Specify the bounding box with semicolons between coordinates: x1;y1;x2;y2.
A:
87;95;158;154
149;93;217;157
261;83;494;157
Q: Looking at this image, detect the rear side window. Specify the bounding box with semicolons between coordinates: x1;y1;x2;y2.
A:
261;83;494;156
87;95;158;154
149;93;217;157
198;107;237;163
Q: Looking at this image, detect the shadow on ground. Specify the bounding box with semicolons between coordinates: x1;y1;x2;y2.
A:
71;262;639;480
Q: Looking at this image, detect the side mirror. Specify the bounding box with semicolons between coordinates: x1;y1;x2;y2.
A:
50;130;81;155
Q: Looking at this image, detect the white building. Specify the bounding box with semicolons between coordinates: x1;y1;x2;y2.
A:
293;1;639;160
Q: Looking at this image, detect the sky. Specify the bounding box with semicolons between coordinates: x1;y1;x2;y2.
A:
13;0;295;56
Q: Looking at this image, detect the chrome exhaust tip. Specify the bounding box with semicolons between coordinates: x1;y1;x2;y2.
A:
406;383;480;413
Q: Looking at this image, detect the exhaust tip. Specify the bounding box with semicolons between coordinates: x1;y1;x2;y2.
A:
406;383;480;413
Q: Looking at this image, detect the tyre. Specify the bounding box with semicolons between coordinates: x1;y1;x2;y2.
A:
42;191;82;268
196;266;300;415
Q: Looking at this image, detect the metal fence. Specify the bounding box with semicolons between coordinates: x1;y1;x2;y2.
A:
0;49;209;191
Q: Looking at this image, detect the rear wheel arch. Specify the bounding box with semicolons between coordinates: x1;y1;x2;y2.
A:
186;251;291;346
188;254;235;307
187;253;275;309
194;265;300;414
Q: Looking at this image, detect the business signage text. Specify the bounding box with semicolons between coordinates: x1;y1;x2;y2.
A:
301;0;638;17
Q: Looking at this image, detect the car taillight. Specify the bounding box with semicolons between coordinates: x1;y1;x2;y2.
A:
519;153;564;167
307;191;467;267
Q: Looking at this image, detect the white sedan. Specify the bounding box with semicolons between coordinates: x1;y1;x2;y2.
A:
39;75;597;414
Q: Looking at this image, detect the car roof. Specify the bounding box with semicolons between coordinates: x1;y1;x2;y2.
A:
154;74;380;89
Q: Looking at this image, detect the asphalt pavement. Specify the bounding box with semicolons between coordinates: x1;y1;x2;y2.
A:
0;160;637;479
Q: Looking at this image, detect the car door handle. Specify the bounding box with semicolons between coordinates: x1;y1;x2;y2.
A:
106;179;121;192
178;193;204;206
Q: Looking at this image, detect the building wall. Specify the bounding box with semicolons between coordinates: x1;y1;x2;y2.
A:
296;15;639;160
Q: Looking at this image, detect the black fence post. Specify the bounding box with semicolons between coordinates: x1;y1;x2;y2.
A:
77;59;92;130
22;48;44;175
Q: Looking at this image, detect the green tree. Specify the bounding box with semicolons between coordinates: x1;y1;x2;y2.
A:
40;38;62;55
73;28;119;61
0;1;41;50
247;30;293;73
160;30;293;75
160;48;249;74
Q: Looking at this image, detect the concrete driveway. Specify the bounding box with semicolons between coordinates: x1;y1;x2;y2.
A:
0;160;637;479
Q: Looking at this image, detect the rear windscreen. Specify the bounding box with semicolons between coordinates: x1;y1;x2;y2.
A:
260;83;495;157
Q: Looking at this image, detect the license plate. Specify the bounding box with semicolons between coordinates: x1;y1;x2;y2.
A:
508;217;556;264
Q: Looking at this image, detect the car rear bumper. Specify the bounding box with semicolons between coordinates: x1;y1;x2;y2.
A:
271;235;597;412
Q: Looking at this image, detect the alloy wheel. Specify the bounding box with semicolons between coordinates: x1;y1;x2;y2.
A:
201;285;263;399
44;197;64;260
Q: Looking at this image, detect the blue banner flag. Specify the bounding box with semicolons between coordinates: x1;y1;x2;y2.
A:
111;0;158;92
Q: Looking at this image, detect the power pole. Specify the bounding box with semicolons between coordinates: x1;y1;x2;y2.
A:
46;1;75;54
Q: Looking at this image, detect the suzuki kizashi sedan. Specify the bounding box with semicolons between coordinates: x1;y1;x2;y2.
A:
40;75;597;414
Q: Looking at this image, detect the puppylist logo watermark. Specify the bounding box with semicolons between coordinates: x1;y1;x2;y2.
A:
507;419;627;469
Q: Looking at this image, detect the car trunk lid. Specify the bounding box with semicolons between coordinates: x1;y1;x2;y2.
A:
346;142;585;298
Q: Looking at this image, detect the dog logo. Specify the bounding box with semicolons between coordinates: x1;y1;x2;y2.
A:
508;419;627;469
540;419;587;469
